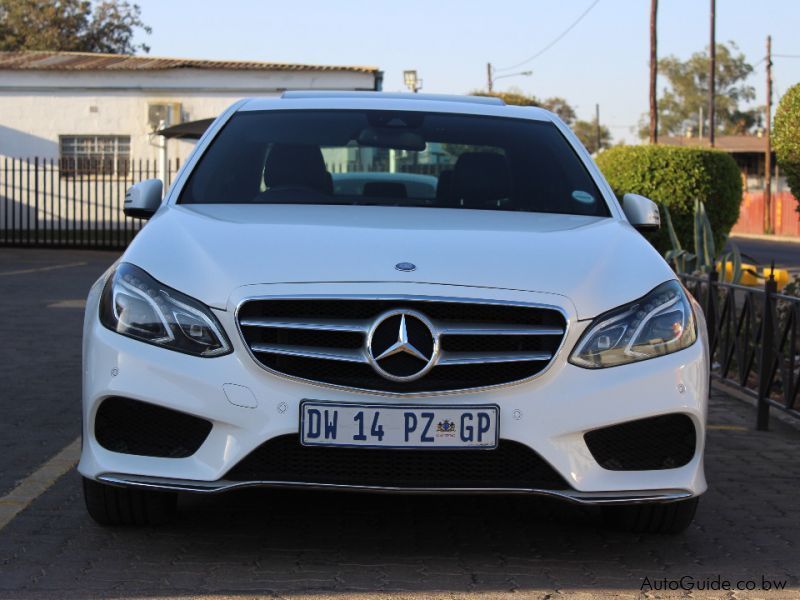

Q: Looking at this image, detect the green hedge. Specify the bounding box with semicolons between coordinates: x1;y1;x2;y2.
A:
595;145;742;253
774;83;800;205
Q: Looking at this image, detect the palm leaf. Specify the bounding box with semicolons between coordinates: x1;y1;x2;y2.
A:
719;251;730;282
662;204;682;252
700;201;716;268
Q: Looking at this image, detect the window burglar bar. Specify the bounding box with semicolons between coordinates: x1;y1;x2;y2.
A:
59;135;131;177
0;156;179;249
680;270;800;429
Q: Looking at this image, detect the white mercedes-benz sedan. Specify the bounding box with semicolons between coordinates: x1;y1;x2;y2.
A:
79;92;708;533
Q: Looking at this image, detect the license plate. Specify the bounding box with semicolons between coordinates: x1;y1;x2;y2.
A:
300;401;499;449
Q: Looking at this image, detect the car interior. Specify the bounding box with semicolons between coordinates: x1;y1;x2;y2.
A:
180;109;610;217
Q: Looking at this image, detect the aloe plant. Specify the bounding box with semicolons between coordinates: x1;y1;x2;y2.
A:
663;200;743;283
718;239;743;284
694;199;716;272
663;204;696;274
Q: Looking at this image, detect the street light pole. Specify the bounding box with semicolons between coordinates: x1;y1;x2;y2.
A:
487;67;533;93
595;103;601;152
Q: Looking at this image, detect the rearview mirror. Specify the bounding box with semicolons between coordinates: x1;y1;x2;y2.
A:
124;179;163;219
622;193;660;232
357;127;426;151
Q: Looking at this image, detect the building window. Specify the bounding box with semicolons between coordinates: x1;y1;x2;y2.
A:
59;135;131;176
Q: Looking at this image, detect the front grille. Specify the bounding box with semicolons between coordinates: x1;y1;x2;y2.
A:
584;414;697;471
224;434;570;490
95;397;212;458
237;298;566;393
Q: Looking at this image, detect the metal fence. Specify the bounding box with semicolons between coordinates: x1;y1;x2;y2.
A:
0;157;180;249
681;271;800;429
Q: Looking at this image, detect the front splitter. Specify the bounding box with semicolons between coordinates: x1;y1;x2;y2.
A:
96;473;694;505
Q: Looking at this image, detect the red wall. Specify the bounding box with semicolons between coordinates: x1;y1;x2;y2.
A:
731;191;800;237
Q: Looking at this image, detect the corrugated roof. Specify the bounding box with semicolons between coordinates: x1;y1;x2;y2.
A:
659;135;769;154
0;50;378;74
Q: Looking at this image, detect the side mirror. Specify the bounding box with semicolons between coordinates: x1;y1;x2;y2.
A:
622;193;660;232
124;179;163;219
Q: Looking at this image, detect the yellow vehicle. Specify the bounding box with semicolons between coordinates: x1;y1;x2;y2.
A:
716;261;789;291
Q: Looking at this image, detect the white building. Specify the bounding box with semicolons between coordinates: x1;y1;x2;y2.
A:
0;50;382;168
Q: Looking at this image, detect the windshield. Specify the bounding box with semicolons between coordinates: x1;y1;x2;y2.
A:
179;109;609;217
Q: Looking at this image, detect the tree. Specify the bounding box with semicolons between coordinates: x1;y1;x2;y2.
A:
640;42;759;138
0;0;151;54
774;83;800;209
472;89;612;149
540;97;576;125
572;119;611;154
596;145;741;253
472;90;577;125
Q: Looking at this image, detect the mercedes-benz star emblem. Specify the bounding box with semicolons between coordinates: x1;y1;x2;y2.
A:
366;309;439;382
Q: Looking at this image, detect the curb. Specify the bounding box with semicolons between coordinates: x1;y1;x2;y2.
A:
730;233;800;245
711;379;800;432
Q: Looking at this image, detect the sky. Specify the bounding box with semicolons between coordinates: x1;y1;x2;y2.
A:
133;0;800;144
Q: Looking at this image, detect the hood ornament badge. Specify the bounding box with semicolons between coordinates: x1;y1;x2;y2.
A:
366;310;439;381
395;262;416;272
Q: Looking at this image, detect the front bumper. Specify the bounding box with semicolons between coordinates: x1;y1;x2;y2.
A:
79;280;708;502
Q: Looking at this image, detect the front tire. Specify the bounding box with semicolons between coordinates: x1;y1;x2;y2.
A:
82;477;177;526
602;497;699;534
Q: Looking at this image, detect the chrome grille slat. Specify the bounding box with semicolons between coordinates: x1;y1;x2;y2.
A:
436;323;564;336
240;316;370;333
237;297;567;394
250;343;367;364
240;317;562;337
437;351;552;366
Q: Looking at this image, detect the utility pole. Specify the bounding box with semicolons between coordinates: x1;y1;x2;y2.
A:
708;0;716;147
487;63;493;93
595;103;601;152
649;0;658;144
765;35;773;234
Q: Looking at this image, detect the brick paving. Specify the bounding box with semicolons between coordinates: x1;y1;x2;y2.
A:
0;248;119;498
0;249;798;599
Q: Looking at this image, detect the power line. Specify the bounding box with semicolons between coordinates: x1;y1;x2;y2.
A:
494;0;601;73
774;53;800;58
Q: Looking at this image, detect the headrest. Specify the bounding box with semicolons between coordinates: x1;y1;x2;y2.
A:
436;170;454;205
363;181;407;198
452;152;511;208
263;144;329;193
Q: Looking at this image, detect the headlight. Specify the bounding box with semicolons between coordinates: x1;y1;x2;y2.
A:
99;263;231;357
569;280;696;368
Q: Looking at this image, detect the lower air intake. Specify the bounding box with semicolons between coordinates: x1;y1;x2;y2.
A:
95;397;212;458
584;413;697;471
224;434;569;490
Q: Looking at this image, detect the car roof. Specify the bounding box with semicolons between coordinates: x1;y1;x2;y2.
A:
238;91;557;122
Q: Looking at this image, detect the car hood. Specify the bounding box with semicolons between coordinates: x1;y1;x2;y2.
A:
123;204;674;319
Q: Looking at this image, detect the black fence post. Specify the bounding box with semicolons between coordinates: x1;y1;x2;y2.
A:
705;269;719;355
33;157;39;244
757;270;778;431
